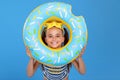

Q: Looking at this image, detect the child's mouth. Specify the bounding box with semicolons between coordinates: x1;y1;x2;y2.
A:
51;42;58;45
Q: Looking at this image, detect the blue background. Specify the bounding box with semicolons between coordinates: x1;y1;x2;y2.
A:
0;0;120;80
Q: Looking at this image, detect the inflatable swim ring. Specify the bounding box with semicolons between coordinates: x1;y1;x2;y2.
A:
23;2;88;66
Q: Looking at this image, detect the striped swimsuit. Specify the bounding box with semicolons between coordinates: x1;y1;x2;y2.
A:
41;64;70;80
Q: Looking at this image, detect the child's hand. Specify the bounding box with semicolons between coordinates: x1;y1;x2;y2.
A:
78;45;86;58
26;46;32;58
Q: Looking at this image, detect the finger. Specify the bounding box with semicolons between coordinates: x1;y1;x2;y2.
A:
26;46;29;50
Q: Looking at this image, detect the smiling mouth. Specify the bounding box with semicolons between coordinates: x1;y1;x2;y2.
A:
51;42;58;45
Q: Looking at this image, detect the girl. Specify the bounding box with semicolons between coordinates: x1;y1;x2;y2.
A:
26;21;86;80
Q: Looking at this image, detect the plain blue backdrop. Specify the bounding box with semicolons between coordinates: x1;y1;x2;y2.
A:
0;0;120;80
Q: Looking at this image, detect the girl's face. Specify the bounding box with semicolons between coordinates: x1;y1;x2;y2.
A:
45;27;65;49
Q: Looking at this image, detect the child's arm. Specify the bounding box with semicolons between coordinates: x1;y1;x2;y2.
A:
72;56;86;74
72;46;86;74
26;47;39;77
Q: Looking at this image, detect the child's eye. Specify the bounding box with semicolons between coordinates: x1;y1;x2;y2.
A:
56;35;60;37
48;35;52;38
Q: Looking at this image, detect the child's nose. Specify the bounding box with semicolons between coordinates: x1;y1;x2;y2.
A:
52;37;56;41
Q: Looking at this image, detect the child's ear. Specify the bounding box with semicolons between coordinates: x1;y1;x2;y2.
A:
45;37;47;43
62;37;65;42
